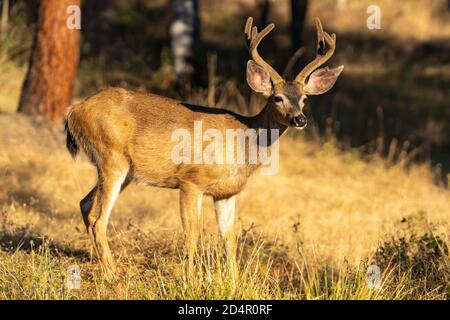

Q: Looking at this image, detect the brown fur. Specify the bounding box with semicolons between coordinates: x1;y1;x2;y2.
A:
67;88;277;198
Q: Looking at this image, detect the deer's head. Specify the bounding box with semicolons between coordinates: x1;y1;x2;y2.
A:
245;17;343;129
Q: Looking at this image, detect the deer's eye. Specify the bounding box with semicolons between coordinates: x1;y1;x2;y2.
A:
300;95;307;104
274;96;283;103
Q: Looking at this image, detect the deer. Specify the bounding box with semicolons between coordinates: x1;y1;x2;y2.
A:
65;17;343;279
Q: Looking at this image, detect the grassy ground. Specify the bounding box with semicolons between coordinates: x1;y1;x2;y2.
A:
0;0;449;300
0;113;448;299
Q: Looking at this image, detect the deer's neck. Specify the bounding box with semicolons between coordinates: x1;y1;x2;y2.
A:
245;103;288;144
237;102;286;176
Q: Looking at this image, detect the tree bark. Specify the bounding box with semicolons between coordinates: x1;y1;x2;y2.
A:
1;0;9;37
170;0;200;85
18;0;81;120
290;0;308;53
258;0;270;28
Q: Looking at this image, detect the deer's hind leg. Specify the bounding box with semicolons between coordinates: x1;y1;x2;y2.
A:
179;183;203;278
80;154;130;278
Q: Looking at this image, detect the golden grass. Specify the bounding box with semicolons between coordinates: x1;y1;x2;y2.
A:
0;60;25;113
0;0;449;299
0;113;448;299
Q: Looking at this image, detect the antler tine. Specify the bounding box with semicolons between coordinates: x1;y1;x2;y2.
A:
244;17;253;44
244;17;283;84
315;18;326;56
295;18;337;85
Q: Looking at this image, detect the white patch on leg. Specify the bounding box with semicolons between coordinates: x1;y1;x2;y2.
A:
197;192;203;216
214;196;236;238
103;171;127;225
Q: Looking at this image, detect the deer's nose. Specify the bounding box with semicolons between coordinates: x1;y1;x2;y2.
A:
290;114;307;128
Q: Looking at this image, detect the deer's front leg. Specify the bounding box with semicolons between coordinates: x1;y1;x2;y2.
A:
214;195;238;279
179;183;203;278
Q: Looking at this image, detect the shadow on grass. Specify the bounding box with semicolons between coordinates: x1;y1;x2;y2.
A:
0;230;90;261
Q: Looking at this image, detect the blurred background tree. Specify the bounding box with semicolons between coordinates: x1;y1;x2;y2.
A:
170;0;201;87
257;0;270;27
290;0;308;53
1;0;8;37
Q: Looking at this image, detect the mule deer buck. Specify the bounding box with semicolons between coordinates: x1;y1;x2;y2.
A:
65;17;343;278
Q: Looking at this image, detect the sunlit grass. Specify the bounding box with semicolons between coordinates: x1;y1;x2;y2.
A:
0;224;447;299
0;0;449;300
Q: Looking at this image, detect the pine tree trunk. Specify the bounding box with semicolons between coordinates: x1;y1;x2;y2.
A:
18;0;81;121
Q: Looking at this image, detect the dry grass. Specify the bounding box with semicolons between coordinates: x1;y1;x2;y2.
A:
0;113;448;299
0;60;25;113
0;0;449;300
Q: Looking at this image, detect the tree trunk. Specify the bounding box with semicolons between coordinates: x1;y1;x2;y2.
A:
18;0;81;121
23;0;40;25
290;0;308;53
170;0;200;85
258;0;270;28
1;0;9;37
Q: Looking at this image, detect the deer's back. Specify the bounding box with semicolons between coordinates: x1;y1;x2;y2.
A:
68;87;252;197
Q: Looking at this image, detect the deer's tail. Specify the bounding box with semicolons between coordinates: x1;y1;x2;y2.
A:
65;118;79;158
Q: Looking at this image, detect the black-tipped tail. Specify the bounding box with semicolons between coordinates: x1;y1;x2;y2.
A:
65;120;79;158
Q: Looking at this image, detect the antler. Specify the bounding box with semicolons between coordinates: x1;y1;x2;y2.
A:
294;18;336;85
244;17;284;85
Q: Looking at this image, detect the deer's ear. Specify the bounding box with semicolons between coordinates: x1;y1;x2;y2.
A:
304;65;344;95
247;60;273;96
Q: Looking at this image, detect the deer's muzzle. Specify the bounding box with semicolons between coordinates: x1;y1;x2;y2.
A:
290;114;307;129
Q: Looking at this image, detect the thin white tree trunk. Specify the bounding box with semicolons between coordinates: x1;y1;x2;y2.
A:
1;0;9;36
170;0;198;82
